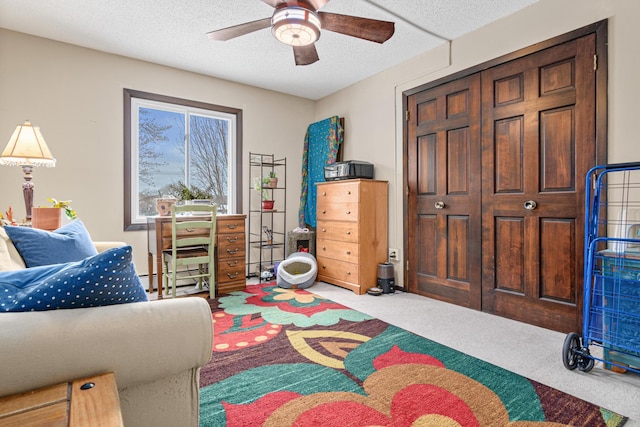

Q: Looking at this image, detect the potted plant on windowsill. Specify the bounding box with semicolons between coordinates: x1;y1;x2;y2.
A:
253;177;274;210
165;182;213;206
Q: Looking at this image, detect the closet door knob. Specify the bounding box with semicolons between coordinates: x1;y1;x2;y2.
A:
524;200;537;210
435;201;445;209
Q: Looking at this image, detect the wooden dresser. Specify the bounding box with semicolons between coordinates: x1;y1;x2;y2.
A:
216;215;247;294
147;214;246;297
316;179;388;295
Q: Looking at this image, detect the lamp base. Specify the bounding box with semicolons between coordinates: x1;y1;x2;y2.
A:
21;165;34;221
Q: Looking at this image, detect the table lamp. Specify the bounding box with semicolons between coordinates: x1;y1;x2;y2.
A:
0;120;56;222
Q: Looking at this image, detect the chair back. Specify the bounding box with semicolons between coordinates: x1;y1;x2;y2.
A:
171;203;217;282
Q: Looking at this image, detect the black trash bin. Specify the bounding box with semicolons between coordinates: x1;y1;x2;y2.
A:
377;263;395;294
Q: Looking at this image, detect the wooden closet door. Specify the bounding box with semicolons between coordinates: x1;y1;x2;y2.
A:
481;34;596;332
407;73;482;308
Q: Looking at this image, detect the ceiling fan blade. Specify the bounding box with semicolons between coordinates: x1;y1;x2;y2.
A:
293;44;319;66
207;17;272;41
318;12;395;44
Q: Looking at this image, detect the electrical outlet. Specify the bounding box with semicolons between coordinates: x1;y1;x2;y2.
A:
389;248;398;260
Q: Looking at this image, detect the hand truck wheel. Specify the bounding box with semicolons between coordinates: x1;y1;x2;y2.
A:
563;332;594;372
578;355;595;372
562;333;581;370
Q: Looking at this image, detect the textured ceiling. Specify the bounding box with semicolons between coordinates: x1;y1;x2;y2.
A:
0;0;539;100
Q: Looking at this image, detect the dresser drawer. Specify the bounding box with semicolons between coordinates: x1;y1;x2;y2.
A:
218;232;245;246
316;201;359;222
317;238;359;263
218;236;246;259
218;257;245;283
159;220;211;239
317;181;360;203
317;220;359;243
317;256;360;284
218;217;245;234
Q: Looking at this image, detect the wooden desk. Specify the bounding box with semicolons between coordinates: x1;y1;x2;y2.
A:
147;214;246;298
0;372;123;427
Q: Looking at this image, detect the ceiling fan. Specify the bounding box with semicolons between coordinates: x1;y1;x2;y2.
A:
207;0;395;66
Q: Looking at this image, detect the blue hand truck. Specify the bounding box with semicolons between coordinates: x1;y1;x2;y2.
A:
563;162;640;374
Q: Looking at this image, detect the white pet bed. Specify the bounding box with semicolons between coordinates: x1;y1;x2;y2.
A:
276;252;318;289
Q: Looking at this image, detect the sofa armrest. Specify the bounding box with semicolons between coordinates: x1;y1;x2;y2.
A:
0;298;213;397
93;241;127;253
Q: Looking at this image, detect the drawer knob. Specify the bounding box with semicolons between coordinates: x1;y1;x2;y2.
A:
322;246;326;251
346;271;351;275
322;228;326;232
226;223;239;229
346;211;351;215
322;191;326;196
347;191;351;195
322;209;326;214
226;236;239;243
346;250;351;255
346;230;351;235
227;248;239;254
322;265;326;269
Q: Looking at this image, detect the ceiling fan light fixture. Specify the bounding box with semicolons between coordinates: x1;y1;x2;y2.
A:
272;6;321;47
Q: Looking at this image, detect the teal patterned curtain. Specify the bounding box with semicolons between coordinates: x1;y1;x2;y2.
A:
298;116;344;228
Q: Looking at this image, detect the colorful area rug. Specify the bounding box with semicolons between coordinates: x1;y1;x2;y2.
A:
199;283;627;426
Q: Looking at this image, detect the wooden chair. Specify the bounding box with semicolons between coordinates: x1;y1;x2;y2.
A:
162;204;217;298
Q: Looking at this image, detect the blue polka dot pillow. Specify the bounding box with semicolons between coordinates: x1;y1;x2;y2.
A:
0;245;148;312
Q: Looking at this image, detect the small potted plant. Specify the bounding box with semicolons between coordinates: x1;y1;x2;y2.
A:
165;182;213;205
267;171;278;188
32;198;77;230
253;177;274;210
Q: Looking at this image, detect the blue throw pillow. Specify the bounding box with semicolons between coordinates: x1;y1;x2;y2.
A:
0;245;148;312
4;220;98;267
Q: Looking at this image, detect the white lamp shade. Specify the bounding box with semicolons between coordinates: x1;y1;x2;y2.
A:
0;121;56;167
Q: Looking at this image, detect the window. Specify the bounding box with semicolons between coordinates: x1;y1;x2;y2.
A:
124;89;242;231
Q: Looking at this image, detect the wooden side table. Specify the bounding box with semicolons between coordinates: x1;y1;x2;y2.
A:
0;372;123;426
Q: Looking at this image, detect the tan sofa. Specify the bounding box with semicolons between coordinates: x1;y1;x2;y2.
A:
0;228;213;427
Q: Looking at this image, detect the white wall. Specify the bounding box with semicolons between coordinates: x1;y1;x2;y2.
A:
0;29;315;273
316;0;640;285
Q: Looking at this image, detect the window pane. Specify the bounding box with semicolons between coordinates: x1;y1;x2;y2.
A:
137;107;185;217
189;115;229;214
